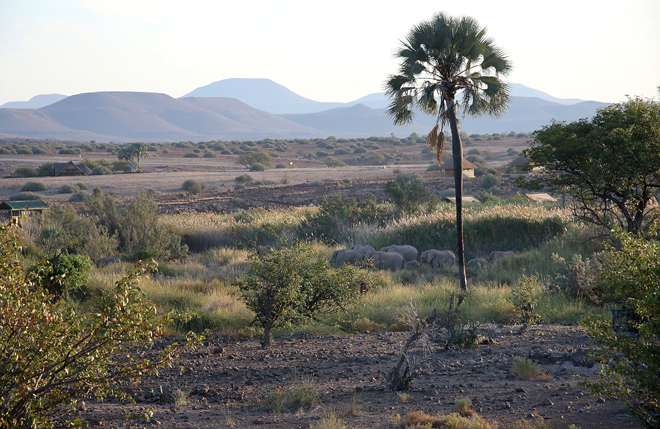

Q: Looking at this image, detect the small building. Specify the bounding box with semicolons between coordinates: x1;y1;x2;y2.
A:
54;161;92;176
440;158;477;178
443;196;480;204
525;193;557;203
0;200;50;220
509;155;538;175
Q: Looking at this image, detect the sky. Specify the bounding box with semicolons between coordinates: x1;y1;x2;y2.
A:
0;0;658;106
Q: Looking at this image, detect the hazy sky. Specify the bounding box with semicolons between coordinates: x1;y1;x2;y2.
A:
1;0;658;106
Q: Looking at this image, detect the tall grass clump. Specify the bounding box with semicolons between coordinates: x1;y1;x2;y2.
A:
360;203;570;259
162;207;315;251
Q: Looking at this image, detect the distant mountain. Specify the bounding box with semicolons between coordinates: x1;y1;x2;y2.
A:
0;94;68;109
0;91;321;142
508;83;589;105
182;78;347;114
409;97;610;134
283;104;428;137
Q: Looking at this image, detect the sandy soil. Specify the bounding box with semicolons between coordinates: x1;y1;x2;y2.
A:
71;324;640;429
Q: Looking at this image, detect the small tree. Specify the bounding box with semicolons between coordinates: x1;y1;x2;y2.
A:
237;239;369;347
582;230;660;427
238;151;273;169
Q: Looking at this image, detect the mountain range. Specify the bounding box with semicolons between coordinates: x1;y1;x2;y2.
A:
0;79;610;142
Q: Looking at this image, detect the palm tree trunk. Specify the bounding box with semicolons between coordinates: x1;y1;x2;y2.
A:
446;98;468;293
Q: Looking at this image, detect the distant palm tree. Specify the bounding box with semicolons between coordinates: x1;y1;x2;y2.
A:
385;13;512;292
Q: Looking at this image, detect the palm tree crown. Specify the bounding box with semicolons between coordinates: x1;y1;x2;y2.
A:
385;12;512;128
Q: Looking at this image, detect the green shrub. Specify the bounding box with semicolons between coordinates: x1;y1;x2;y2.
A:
275;162;288;169
34;253;92;299
36;205;118;262
85;190;188;261
582;230;660;428
480;173;501;190
236;238;370;347
182;179;204;194
511;274;541;333
235;174;253;184
12;166;36;177
36;162;55;177
68;191;90;202
183;152;199;158
549;253;604;305
384;174;429;214
325;158;347;167
8;192;45;201
1;238;196;427
92;166;113;175
250;162;267;171
21;181;47;192
58;184;79;194
203;150;216;158
298;195;389;243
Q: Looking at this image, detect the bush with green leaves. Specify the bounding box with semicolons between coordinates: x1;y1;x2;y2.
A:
235;173;254;184
238;151;273;169
36;162;55;177
12;167;36;178
92;166;113;175
249;162;266;172
0;222;197;428
511;274;540;333
57;184;79;194
384;174;430;214
582;230;660;427
35;205;118;262
33;253;92;299
298;195;389;243
8;191;45;201
236;239;371;347
21;181;48;192
549;253;604;305
182;179;204;194
480;173;501;190
84;190;188;261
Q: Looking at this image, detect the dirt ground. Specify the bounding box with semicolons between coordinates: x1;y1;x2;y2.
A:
71;324;640;429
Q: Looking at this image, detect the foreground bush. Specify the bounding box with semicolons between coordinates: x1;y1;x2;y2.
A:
0;222;197;428
582;230;660;428
236;239;371;347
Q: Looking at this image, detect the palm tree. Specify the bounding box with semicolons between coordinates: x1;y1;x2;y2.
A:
385;13;512;292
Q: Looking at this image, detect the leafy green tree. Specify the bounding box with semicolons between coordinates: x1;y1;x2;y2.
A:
582;229;660;428
385;12;512;292
521;97;660;235
238;151;273;169
0;222;197;428
117;142;148;166
35;162;55;177
385;175;429;213
237;239;370;347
